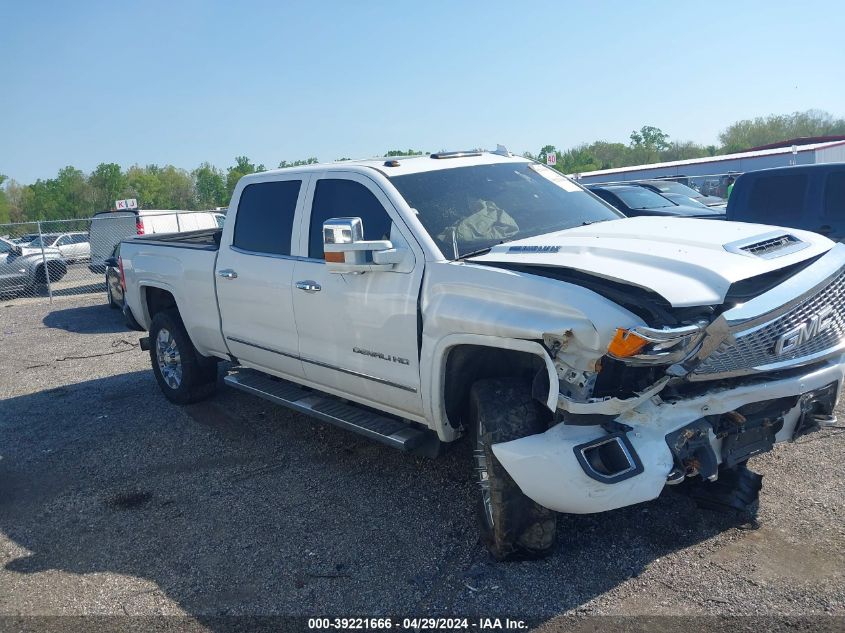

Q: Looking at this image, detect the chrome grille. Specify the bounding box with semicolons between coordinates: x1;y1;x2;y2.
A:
693;268;845;377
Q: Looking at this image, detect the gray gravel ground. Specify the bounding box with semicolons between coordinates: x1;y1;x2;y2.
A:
0;294;843;630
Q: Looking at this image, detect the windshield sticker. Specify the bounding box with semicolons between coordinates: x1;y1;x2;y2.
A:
529;163;582;192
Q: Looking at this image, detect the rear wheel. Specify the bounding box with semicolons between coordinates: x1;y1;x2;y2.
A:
470;378;557;560
149;310;218;404
107;281;120;309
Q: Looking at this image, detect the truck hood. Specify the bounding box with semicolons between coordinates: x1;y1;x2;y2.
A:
469;216;834;307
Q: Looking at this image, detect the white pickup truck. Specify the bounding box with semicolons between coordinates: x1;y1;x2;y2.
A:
120;150;845;560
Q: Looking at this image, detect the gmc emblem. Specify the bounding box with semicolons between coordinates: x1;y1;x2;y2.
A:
774;305;835;355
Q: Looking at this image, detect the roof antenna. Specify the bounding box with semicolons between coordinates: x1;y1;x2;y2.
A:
493;144;511;157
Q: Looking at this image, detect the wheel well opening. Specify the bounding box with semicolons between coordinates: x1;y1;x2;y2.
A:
443;345;549;430
145;287;177;321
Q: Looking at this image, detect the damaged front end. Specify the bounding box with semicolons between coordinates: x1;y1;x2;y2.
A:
493;245;845;515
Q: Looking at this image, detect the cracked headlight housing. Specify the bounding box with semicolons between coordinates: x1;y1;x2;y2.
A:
607;323;706;365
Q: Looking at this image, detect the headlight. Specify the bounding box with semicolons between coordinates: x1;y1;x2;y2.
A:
607;323;706;365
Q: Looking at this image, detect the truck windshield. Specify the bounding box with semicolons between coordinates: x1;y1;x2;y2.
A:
389;162;622;259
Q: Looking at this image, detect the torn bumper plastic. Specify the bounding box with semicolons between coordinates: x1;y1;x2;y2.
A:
492;356;845;514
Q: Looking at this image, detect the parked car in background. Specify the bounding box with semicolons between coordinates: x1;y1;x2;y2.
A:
727;164;845;241
660;192;726;214
26;232;90;262
89;209;222;273
587;184;723;218
12;233;39;245
0;236;67;296
633;179;725;207
104;242;125;308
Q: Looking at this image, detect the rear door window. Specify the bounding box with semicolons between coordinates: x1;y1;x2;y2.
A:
823;171;845;218
233;180;302;255
745;174;808;225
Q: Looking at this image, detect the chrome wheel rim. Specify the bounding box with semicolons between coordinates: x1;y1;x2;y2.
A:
156;328;182;389
474;419;494;528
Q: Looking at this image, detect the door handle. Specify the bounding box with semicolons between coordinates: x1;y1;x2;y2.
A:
217;269;238;279
295;280;321;293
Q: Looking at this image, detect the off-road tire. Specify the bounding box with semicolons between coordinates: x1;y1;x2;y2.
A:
469;378;557;560
149;309;218;405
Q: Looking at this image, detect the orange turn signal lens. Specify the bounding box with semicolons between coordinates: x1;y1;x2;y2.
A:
607;328;649;358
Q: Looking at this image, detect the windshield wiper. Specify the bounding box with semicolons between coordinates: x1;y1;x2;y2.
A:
456;246;495;261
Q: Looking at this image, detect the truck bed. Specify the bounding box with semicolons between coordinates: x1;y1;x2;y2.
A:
132;228;221;250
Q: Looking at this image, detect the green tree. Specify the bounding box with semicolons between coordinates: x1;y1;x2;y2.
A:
278;157;318;168
719;109;845;153
4;179;26;222
125;165;162;209
559;145;601;174
89;163;127;211
226;156;258;198
156;165;195;209
588;141;630;169
660;140;711;162
194;162;227;207
0;175;10;224
629;126;670;164
384;149;424;157
22;166;91;220
125;164;194;209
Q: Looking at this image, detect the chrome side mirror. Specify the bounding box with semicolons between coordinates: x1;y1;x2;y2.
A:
322;217;404;273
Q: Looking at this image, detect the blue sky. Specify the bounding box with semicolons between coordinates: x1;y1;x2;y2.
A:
3;0;844;183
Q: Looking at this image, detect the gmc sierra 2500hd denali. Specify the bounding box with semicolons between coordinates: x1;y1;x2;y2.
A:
120;149;845;560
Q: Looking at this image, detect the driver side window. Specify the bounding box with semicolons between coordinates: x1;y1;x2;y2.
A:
308;179;392;259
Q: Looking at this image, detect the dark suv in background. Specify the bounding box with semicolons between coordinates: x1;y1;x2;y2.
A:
726;164;845;241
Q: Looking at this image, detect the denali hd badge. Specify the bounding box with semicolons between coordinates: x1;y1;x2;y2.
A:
353;347;410;365
774;305;835;355
507;245;560;253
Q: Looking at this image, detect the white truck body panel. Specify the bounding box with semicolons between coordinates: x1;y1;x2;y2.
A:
494;357;845;513
471;218;833;307
120;152;845;517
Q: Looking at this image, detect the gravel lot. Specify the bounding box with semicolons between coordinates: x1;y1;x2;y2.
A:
1;294;844;629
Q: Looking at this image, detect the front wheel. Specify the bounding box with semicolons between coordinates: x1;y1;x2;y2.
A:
470;378;557;560
149;310;218;404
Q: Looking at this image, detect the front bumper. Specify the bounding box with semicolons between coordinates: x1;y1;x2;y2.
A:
492;357;845;514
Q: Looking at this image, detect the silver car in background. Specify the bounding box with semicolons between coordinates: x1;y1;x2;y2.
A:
0;236;67;296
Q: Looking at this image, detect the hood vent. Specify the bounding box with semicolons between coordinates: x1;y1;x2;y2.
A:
725;232;809;259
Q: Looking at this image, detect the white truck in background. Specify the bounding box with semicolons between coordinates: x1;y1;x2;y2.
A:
119;150;845;560
88;209;224;273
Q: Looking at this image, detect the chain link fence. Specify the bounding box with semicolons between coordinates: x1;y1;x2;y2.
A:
0;210;224;304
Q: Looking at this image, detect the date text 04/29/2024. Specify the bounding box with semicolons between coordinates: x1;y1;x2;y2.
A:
307;617;528;630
